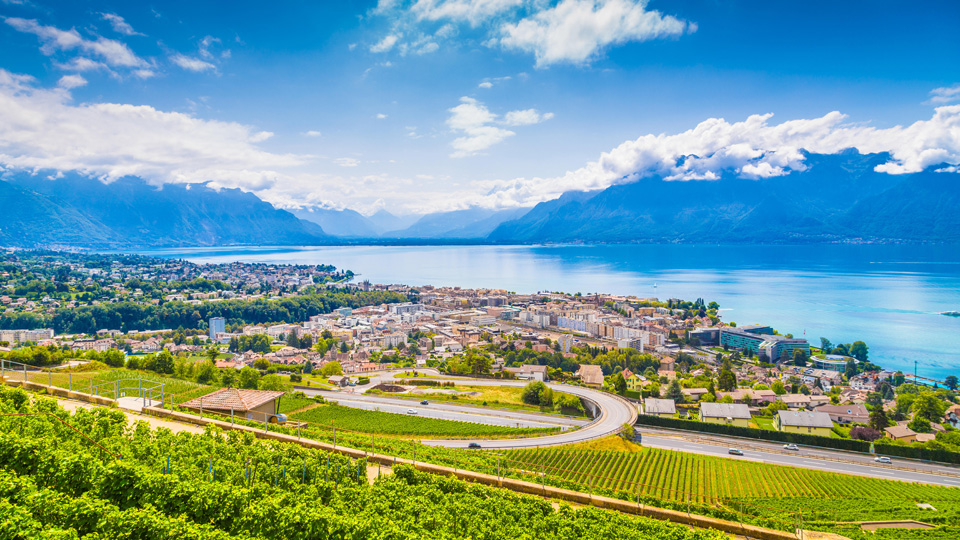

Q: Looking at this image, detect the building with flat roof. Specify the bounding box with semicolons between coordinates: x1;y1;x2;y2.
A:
209;317;225;341
720;326;809;361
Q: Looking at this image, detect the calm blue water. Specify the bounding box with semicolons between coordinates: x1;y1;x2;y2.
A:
137;244;960;380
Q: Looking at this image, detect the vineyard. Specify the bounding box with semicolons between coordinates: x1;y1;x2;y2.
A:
289;402;561;438
502;446;960;538
0;385;722;540
20;366;214;405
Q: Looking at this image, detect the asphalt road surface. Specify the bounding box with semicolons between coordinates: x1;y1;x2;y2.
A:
639;429;960;488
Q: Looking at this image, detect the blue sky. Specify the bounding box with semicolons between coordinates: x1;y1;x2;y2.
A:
1;0;958;214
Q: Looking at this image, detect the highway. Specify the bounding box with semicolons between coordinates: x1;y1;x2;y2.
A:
639;429;960;488
303;370;960;484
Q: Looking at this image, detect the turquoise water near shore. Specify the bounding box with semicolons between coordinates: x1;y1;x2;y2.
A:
137;244;960;380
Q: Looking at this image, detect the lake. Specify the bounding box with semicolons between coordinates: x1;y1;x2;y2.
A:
137;244;960;380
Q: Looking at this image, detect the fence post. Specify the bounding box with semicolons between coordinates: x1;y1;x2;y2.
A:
231;407;234;425
454;449;457;471
139;376;142;406
115;381;119;400
413;441;416;465
69;372;72;391
48;369;51;387
23;363;26;382
333;428;336;449
200;398;203;419
90;379;93;395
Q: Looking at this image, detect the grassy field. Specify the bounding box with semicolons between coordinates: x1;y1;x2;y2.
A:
380;384;587;417
290;403;561;438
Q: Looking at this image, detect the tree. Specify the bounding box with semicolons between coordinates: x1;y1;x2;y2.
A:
849;426;881;441
845;359;858;380
908;416;932;433
303;361;313;374
717;359;737;392
205;347;219;364
259;374;290;391
607;373;627;396
195;361;218;385
793;349;807;367
253;358;270;370
946;375;959;391
850;341;869;362
771;381;786;395
913;392;946;423
665;379;685;403
869;406;889;432
820;337;833;354
102;349;125;368
238;366;259;389
521;381;547;405
320;361;343;376
154;350;175;374
865;392;883;409
893;371;906;386
339;341;349;353
221;368;237;388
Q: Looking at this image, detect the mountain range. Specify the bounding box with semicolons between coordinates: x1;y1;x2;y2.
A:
1;150;957;248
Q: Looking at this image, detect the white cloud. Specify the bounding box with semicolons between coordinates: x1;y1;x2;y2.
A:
478;81;493;88
411;0;524;26
471;106;960;208
503;108;553;126
376;113;388;119
54;57;109;73
0;69;302;195
370;34;400;53
929;84;960;105
100;13;142;36
171;53;216;72
5;18;148;69
498;0;694;66
334;157;361;167
446;97;552;157
56;74;86;89
303;130;322;137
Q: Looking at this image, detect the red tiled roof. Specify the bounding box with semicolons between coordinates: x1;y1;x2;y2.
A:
180;388;285;412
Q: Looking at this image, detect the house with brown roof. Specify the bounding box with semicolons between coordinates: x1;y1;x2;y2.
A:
576;364;604;388
814;404;870;424
180;388;286;422
884;425;917;443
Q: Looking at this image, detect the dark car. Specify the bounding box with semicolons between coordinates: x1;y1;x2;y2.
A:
728;448;744;456
420;400;429;405
468;442;482;449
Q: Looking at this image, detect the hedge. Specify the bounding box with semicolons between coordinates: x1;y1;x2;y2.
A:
634;414;960;465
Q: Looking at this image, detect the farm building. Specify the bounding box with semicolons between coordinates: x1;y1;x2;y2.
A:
699;402;751;427
181;388;286;422
774;410;834;436
884;425;918;443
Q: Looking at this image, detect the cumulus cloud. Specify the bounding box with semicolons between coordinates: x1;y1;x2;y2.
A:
370;34;400;53
5;18;148;69
478;81;493;88
56;74;86;89
100;13;142;36
0;69;300;193
376;113;388;119
303;130;322;137
171;53;216;72
929;84;960;105
498;0;694;66
470;106;960;208
446;96;552;157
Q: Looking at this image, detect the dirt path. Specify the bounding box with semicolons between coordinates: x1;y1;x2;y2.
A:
54;397;205;435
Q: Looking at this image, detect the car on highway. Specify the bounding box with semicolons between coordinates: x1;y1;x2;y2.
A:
728;448;743;456
406;409;417;415
420;400;429;405
783;444;799;451
875;456;892;464
468;442;482;449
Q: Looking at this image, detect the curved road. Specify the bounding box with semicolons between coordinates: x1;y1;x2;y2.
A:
300;370;637;449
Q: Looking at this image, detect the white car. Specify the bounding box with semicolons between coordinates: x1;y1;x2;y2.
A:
783;444;799;451
406;409;418;415
875;456;891;464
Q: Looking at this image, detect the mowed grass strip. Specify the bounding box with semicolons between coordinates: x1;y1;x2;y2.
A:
291;404;560;438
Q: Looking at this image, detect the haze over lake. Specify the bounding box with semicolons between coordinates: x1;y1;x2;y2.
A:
139;244;960;380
